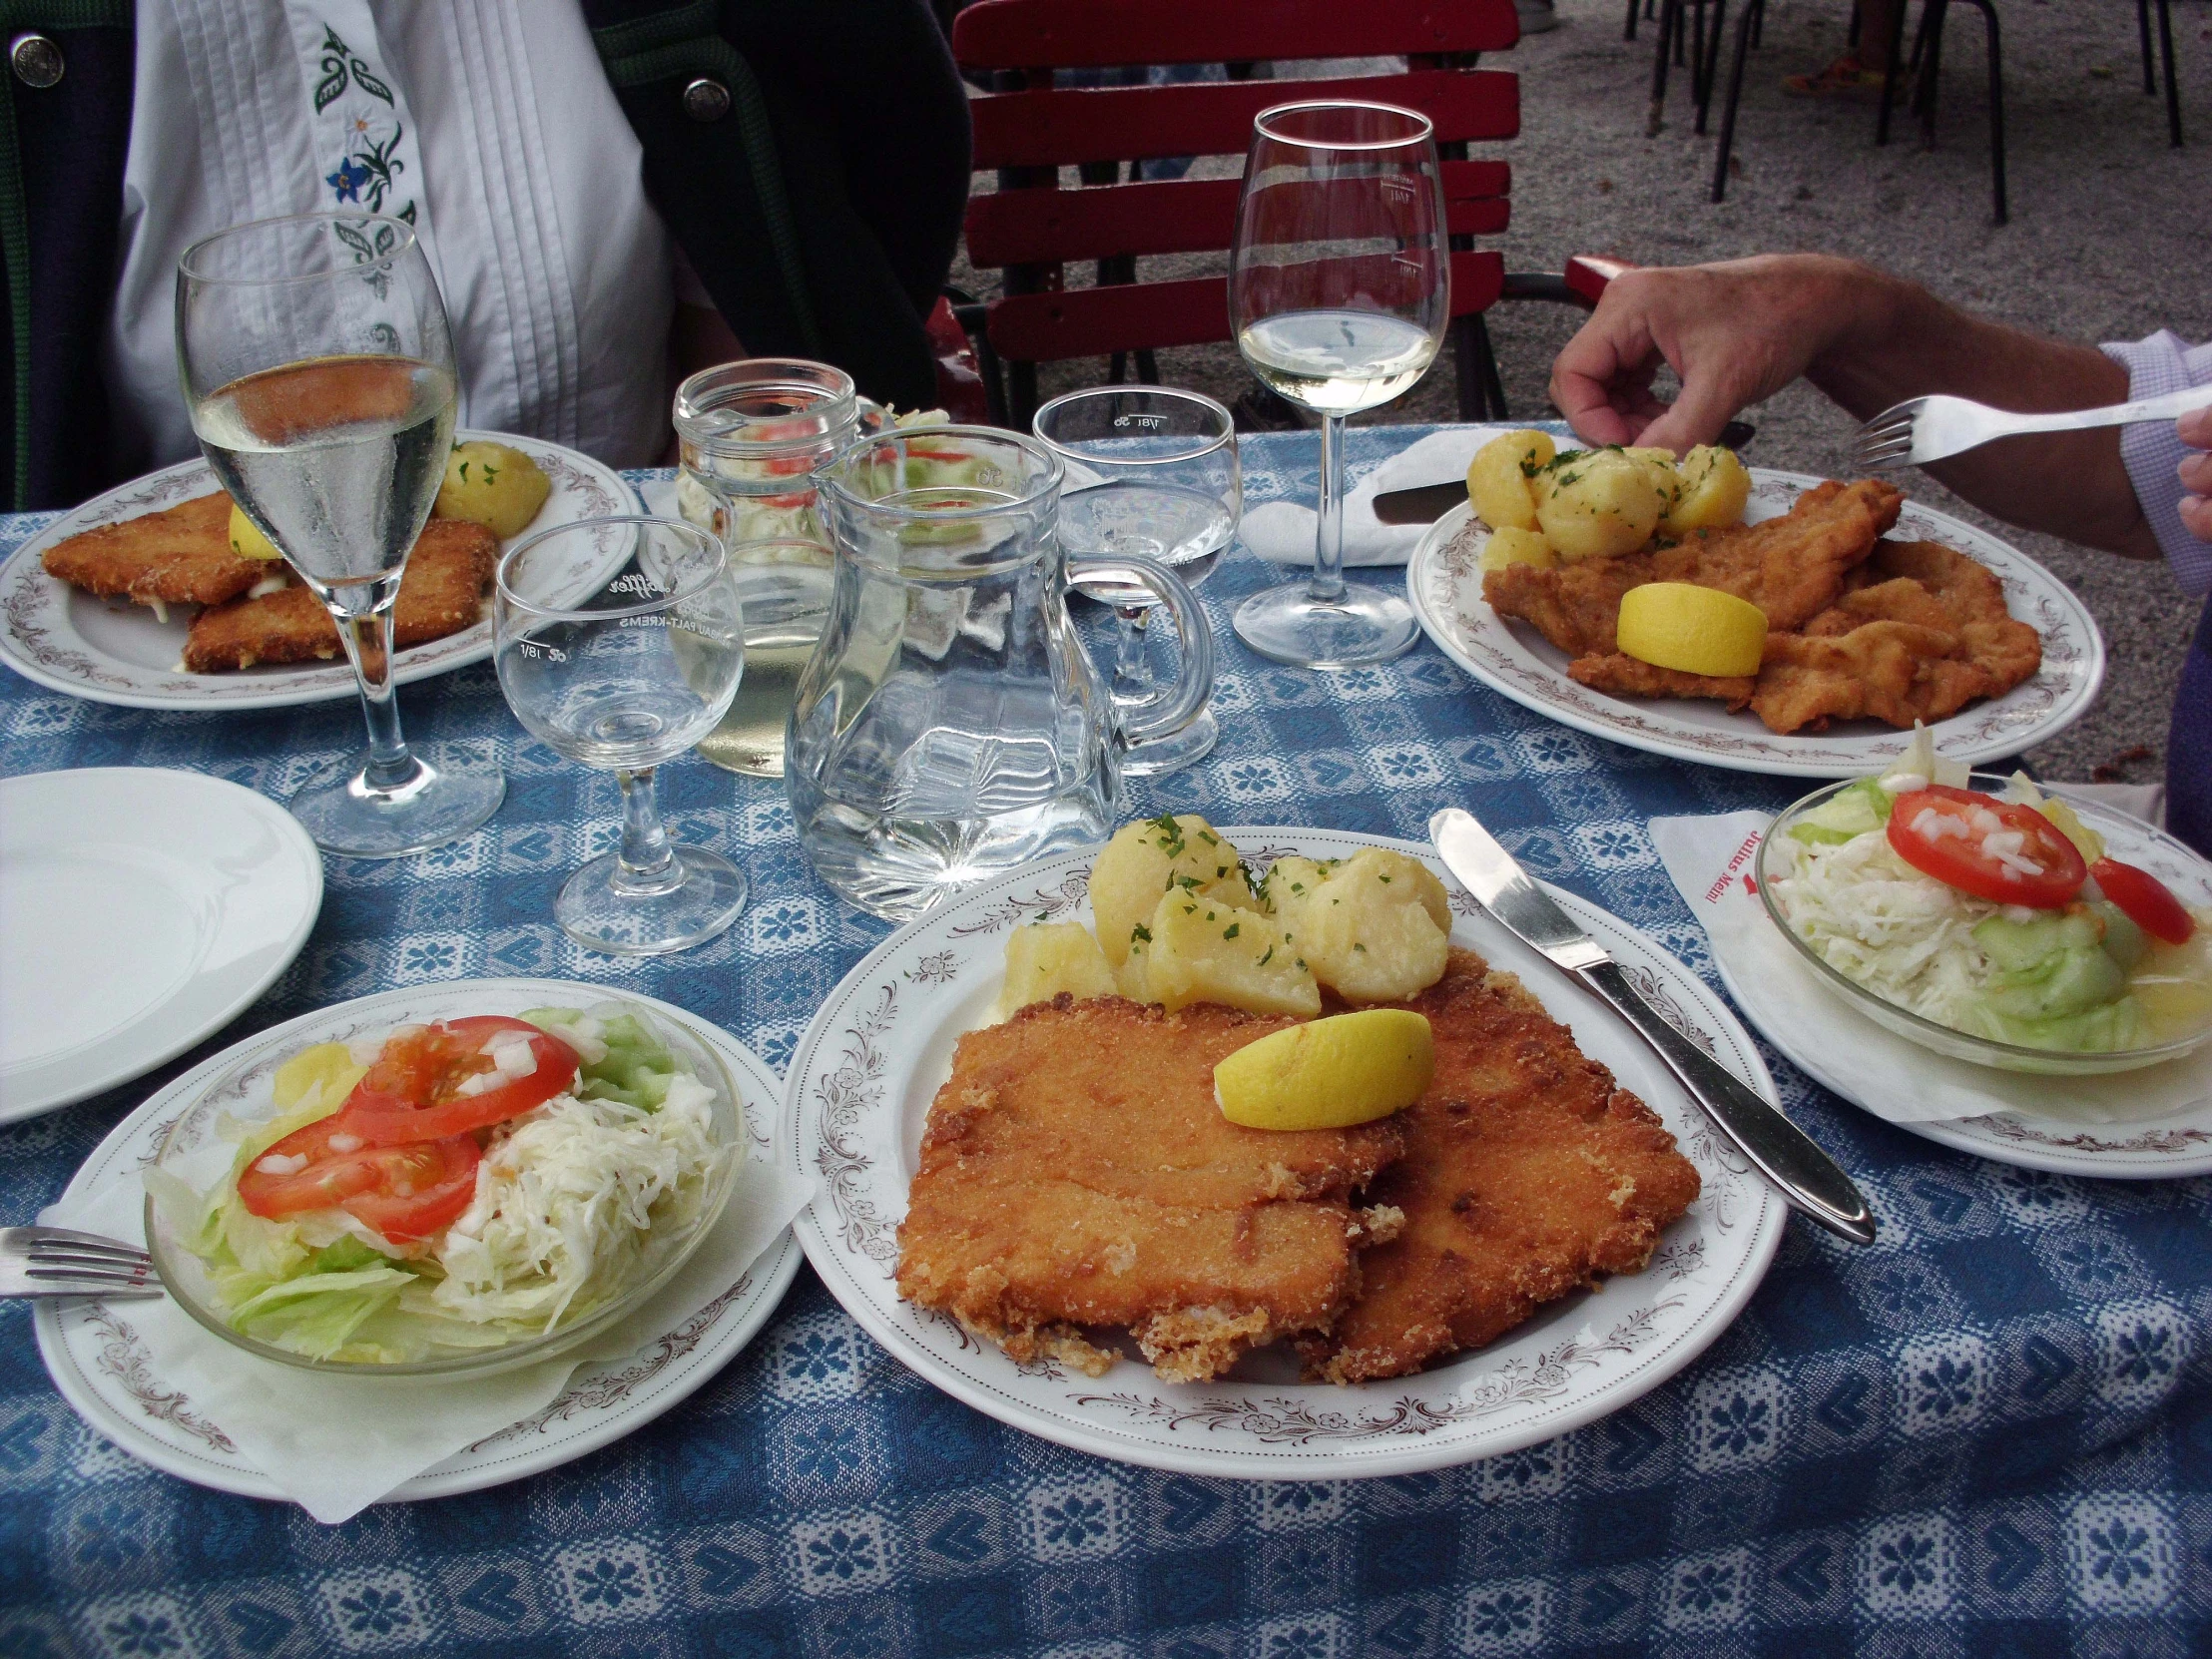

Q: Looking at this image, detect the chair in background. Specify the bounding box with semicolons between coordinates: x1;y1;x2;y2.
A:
946;0;1612;428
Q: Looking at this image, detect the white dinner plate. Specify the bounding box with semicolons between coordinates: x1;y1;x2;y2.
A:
1715;796;2212;1178
0;430;634;711
33;979;805;1502
1406;470;2105;777
786;827;1787;1480
0;768;322;1122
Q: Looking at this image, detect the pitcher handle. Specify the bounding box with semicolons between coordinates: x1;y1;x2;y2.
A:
1065;555;1215;750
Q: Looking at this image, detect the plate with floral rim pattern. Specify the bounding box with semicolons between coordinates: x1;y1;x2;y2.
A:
0;431;635;711
33;978;803;1501
784;827;1788;1479
1406;470;2103;779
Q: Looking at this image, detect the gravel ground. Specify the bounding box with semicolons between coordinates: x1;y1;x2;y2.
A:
949;0;2212;781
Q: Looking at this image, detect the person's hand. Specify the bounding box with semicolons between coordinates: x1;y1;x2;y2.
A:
1547;255;1886;453
2178;404;2212;542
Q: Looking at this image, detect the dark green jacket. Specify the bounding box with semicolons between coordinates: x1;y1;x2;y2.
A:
0;0;971;510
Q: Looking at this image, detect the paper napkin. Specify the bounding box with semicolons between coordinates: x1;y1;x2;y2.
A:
1652;812;2212;1127
42;1146;814;1524
1242;426;1532;567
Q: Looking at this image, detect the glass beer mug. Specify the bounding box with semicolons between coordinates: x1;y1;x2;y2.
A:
789;426;1214;921
672;358;889;778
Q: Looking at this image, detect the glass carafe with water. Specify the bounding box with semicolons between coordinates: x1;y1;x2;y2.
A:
791;426;1215;920
673;358;889;777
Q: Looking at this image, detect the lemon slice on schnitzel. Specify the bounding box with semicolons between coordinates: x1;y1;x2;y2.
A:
1214;1009;1433;1131
1617;582;1768;677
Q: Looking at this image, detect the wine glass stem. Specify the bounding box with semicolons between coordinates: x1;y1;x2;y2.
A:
1112;604;1155;700
1309;412;1350;605
335;603;421;793
614;767;681;891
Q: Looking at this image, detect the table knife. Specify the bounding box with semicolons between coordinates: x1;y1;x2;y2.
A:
1428;808;1878;1245
1371;420;1760;526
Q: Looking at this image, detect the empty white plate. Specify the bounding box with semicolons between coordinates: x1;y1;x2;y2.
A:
0;769;322;1121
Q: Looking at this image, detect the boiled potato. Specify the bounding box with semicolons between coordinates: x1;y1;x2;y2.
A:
1660;444;1752;534
1116;936;1153;1002
1272;849;1450;1003
999;922;1117;1017
1624;446;1683;516
226;502;281;562
1089;815;1253;967
1479;525;1556;573
1463;429;1555;531
1144;890;1319;1018
1534;449;1665;561
434;440;551;538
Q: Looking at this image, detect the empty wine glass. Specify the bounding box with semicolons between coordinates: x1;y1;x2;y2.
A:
493;517;748;955
1229;101;1449;669
177;212;504;855
1032;387;1240;775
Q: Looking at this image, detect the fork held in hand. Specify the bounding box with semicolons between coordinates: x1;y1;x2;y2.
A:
0;1226;161;1299
1854;386;2212;473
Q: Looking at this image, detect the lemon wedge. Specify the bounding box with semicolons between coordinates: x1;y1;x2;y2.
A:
1214;1008;1433;1131
227;502;281;562
1616;582;1768;677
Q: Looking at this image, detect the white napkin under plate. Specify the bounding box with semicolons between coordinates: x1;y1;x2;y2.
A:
1652;811;2212;1128
1242;426;1537;567
42;1143;813;1524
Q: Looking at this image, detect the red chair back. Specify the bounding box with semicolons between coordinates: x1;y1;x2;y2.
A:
951;0;1522;414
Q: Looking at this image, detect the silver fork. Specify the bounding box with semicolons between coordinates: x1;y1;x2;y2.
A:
0;1226;161;1299
1853;385;2212;472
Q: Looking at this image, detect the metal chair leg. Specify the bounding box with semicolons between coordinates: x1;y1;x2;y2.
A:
1134;348;1160;384
1626;0;1642;42
1948;0;2007;223
2138;0;2157;93
1649;0;1680;133
2155;0;2183;145
1876;0;1916;144
1695;0;1730;133
1917;0;1947;143
1848;0;1862;46
1711;0;1759;201
1009;361;1038;430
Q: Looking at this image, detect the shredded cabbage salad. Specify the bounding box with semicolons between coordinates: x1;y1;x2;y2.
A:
149;1004;730;1364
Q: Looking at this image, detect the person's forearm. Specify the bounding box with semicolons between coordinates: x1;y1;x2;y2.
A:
1807;271;2155;557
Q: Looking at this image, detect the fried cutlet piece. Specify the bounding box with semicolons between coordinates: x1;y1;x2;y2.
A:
1750;620;1961;732
1751;540;2042;733
1480;478;1905;657
1302;950;1700;1384
182;519;499;672
894;995;1408;1382
41;492;264;608
1567;654;1758;709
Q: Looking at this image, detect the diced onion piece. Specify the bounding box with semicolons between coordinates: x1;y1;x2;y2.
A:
255;1152;309;1177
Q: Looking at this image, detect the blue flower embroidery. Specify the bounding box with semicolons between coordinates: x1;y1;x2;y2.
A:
1038;1491;1111;1549
326;156;372;204
784;1328;850;1385
1915;1355;1977;1416
103;1614;182;1657
1707;1391;1771;1457
1675;1562;1736;1613
2112;1323;2175;1385
1266;1625;1333;1659
806;1525;879;1581
339;1586;413;1635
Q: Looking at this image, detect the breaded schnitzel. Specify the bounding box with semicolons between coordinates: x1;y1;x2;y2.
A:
1302;950;1700;1384
895;995;1407;1382
182;520;500;672
41;492;263;608
1480;478;1905;657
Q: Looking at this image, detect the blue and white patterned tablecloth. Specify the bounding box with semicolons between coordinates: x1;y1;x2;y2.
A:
0;427;2205;1659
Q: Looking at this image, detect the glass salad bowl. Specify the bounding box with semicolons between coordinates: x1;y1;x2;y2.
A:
144;982;742;1378
1756;774;2212;1076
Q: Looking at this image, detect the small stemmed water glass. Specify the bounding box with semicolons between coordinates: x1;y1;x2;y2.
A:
1229;101;1449;669
176;212;504;855
1032;387;1240;775
493;518;748;955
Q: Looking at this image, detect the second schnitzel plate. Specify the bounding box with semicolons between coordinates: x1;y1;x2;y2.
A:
1408;468;2102;778
0;432;632;711
785;827;1786;1480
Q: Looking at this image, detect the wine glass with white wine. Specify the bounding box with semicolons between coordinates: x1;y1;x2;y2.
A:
1229;101;1448;669
176;212;503;855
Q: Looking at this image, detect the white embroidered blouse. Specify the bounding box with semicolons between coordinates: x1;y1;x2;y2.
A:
105;0;676;472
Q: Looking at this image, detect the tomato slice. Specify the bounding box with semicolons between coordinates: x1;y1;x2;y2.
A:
1885;786;2088;907
237;1119;482;1242
341;1016;578;1147
2092;856;2195;944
